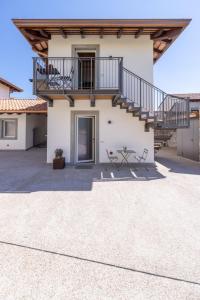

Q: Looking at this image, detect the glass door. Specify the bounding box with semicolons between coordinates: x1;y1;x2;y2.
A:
76;116;95;163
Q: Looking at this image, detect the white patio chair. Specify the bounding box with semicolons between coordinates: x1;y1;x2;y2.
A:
106;149;119;169
135;148;149;163
134;148;149;171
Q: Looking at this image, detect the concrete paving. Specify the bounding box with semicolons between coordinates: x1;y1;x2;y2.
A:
0;147;200;299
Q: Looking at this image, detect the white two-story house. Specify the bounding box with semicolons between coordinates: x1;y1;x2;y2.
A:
13;19;190;164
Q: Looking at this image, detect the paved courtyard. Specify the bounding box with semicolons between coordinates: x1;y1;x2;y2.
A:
0;148;200;299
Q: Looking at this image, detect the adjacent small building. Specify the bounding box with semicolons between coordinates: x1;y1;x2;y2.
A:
176;111;200;161
156;94;200;161
174;94;200;161
0;77;47;151
0;98;47;150
0;77;22;98
174;93;200;111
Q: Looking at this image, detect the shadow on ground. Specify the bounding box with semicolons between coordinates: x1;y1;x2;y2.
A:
156;156;200;176
0;149;165;192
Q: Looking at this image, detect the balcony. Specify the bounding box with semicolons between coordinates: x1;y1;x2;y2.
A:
32;56;189;130
33;57;123;105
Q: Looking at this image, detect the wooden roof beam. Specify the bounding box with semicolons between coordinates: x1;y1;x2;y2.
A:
154;48;163;54
151;29;164;39
80;28;85;38
22;29;49;41
117;28;123;39
39;29;50;39
32;46;48;57
60;28;67;38
100;28;104;39
135;28;143;38
153;29;181;41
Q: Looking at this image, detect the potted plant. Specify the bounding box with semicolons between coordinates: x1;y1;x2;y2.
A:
53;148;65;169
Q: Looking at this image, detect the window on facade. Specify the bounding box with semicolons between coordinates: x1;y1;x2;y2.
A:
0;119;17;139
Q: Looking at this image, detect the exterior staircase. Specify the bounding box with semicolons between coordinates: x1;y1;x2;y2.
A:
112;66;190;131
154;129;176;142
33;56;190;132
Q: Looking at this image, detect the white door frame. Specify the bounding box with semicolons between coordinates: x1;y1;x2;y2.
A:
75;115;96;163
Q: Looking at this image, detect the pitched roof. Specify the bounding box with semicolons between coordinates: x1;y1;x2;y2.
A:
12;18;191;63
0;98;47;113
173;93;200;101
0;77;23;93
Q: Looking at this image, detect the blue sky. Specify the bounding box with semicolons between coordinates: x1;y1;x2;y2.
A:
0;0;199;98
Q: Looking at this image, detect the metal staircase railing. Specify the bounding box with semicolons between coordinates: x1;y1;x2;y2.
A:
122;67;190;129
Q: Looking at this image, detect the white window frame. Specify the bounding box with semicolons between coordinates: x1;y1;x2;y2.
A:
0;119;18;140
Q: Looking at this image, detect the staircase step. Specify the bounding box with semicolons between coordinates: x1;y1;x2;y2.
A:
148;116;154;122
117;97;127;105
133;109;141;117
120;97;127;101
114;94;156;130
120;102;129;109
139;112;149;121
127;104;140;113
145;122;151;132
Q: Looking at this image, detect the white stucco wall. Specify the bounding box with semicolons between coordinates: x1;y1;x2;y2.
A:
47;100;154;163
0;114;26;150
26;114;47;149
167;131;177;148
47;34;154;163
48;35;153;83
0;114;47;150
0;83;10;98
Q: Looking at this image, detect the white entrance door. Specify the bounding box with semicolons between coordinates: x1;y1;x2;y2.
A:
76;116;95;163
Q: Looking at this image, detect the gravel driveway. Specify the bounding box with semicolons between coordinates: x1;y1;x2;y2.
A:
0;148;200;300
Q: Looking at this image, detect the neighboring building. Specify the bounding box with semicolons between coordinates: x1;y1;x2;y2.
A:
166;94;200;161
174;93;200;111
0;99;47;150
13;19;191;164
0;77;22;98
176;111;200;161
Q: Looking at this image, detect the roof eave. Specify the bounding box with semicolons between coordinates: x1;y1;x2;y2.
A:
12;18;191;63
0;78;23;92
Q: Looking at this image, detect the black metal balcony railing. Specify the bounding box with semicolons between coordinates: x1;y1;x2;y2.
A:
33;57;123;94
33;56;190;129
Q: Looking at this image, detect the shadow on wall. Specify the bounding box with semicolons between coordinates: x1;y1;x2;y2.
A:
0;149;165;193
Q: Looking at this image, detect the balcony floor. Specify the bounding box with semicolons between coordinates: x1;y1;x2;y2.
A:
37;88;120;98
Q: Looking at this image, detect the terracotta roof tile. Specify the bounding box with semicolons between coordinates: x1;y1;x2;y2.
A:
173;93;200;101
0;98;47;113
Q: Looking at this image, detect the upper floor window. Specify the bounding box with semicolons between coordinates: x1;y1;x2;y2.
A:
0;119;17;139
